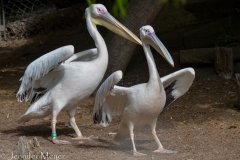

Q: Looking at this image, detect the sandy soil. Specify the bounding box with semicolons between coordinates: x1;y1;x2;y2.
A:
0;26;240;160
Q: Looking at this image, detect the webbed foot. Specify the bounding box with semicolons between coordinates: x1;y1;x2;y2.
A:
53;138;71;145
72;135;99;140
133;151;147;156
153;148;177;153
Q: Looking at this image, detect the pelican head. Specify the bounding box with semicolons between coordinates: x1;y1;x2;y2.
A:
86;4;142;45
140;25;174;67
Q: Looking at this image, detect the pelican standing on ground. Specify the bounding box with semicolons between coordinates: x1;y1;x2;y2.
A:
93;25;195;156
17;4;141;145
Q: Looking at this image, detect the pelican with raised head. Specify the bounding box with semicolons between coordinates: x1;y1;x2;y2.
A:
93;25;195;156
17;4;141;145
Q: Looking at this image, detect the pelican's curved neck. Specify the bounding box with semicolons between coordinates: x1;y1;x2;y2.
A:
86;10;108;66
142;42;161;86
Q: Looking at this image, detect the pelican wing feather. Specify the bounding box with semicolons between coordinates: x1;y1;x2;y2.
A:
161;68;195;110
17;45;74;102
65;48;98;62
93;70;130;127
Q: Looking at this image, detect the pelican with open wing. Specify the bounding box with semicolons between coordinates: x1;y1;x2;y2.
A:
17;4;141;145
93;25;195;156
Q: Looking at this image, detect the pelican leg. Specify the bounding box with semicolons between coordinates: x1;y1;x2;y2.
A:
151;123;177;153
51;118;71;144
67;110;98;140
129;124;146;156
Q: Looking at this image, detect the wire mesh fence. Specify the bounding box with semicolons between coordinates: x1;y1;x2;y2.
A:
0;0;87;41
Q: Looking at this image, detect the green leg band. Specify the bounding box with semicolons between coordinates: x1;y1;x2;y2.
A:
51;133;57;138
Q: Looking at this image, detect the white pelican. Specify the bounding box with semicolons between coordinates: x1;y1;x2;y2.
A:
17;4;141;145
93;25;195;156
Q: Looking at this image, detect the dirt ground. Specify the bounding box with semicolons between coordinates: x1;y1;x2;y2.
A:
0;25;240;160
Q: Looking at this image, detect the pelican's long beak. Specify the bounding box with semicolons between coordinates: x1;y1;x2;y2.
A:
146;33;174;67
91;12;142;45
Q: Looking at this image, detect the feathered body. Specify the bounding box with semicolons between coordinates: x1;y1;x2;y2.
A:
121;83;164;124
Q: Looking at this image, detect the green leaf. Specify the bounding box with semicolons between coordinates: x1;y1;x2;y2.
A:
179;122;185;125
87;0;96;6
112;0;128;18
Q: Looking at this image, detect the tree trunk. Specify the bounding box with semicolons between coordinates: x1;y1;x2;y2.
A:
180;47;240;65
14;136;43;160
215;47;233;79
180;48;216;65
105;0;164;76
235;73;240;110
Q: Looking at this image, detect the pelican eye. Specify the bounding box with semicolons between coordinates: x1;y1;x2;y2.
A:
145;29;151;34
97;7;103;14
